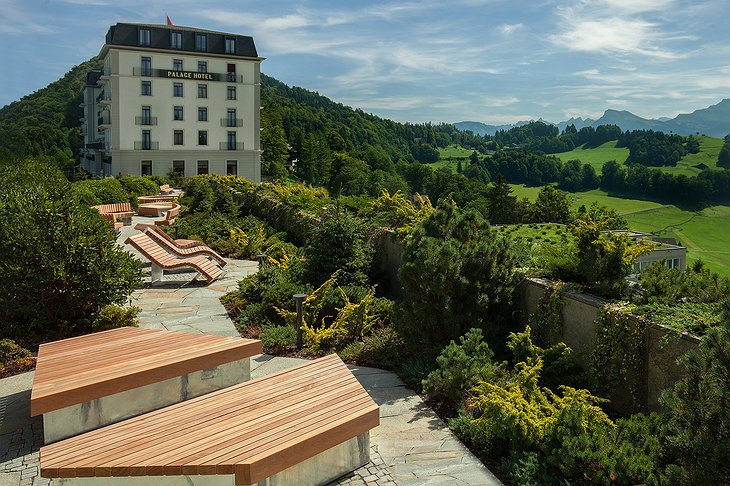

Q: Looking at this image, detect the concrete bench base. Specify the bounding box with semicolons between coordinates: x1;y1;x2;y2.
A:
50;433;370;486
43;358;250;444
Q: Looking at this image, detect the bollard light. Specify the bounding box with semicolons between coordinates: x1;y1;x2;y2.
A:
293;293;307;350
256;254;267;267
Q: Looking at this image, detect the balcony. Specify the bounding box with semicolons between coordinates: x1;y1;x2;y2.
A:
220;118;243;127
98;114;112;126
135;116;158;126
134;141;159;150
132;67;153;77
220;142;244;150
226;73;243;83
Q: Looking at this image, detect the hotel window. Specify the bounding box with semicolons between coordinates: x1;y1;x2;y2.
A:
138;28;151;46
173;160;185;176
198;130;208;146
141;106;151;125
173;82;183;97
173;105;183;120
140;56;152;77
227;86;236;100
141;130;151;150
226;63;236;82
197;84;207;99
227;131;237;150
171;31;183;49
197;61;207;73
198;107;207;121
225;38;235;54
173;130;184;146
195;33;207;51
173;59;183;71
141;160;152;175
197;160;209;175
141;80;151;96
226;160;237;176
227;108;236;127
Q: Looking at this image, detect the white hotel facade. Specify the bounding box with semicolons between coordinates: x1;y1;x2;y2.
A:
80;23;263;181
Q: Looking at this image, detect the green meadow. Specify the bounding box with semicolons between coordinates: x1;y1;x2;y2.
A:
555;141;629;172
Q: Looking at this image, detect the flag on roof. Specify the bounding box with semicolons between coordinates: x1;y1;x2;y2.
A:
166;15;173;26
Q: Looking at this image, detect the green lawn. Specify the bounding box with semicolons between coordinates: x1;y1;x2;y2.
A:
555;141;629;172
555;136;723;177
508;184;730;278
426;145;478;172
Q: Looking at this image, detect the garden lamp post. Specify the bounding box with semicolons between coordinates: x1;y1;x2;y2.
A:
293;293;307;350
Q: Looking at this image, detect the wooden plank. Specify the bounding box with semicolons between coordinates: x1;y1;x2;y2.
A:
41;355;378;482
31;328;261;415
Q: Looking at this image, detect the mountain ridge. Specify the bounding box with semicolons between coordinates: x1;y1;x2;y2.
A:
456;98;730;138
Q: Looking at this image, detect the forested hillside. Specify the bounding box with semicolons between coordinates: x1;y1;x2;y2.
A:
0;57;102;165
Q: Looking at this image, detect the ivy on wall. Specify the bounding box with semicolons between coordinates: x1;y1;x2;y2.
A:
590;303;647;410
529;281;580;347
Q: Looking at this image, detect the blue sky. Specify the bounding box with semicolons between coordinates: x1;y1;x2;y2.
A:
1;0;728;124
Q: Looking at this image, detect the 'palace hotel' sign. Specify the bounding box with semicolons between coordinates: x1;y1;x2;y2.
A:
151;68;227;82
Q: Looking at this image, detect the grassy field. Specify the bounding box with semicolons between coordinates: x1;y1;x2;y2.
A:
508;184;730;278
426;145;477;172
555;136;723;176
624;205;730;277
555;141;629;172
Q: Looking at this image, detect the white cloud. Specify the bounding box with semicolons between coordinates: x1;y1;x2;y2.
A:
499;23;524;35
0;0;56;34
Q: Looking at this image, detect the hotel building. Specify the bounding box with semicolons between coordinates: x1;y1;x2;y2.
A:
80;23;263;181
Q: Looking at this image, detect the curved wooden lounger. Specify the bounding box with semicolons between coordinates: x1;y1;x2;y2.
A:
134;223;211;250
142;225;227;267
125;232;223;283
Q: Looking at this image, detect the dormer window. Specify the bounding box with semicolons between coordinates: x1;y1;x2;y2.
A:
138;28;150;46
195;33;207;51
225;37;235;54
171;31;183;49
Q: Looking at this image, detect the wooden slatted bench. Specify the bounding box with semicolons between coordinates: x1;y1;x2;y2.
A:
31;327;262;444
41;354;379;486
138;195;176;204
92;202;134;228
138;201;176;217
159;184;174;195
154;204;180;226
125;232;223;283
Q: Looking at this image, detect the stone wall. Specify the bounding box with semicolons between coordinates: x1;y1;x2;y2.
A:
520;278;700;414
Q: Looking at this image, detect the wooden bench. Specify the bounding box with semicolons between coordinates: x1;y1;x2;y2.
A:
159;184;174;195
138;195;176;204
125;232;223;283
138;201;176;217
41;354;379;485
31;327;262;443
92;202;134;228
154;204;180;226
141;225;227;267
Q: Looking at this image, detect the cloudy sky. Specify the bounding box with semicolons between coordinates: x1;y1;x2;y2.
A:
1;0;728;124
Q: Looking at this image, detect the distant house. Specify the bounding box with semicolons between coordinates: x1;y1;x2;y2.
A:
615;231;687;273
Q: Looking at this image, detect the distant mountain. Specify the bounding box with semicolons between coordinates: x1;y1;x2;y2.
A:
455;99;730;138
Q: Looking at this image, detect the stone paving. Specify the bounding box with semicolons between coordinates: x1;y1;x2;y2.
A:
0;219;502;485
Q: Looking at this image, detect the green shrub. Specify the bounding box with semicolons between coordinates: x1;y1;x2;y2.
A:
0;161;142;344
0;339;34;378
180;176;237;215
260;325;297;354
399;201;519;345
423;328;504;411
92;305;140;332
71;177;131;206
117;176;159;201
637;260;730;305
303;207;372;287
338;327;404;370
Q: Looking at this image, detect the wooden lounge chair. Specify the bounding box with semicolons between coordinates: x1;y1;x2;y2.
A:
154;204;180;226
125;232;223;283
134;223;206;249
41;355;379;486
142;225;227;267
31;327;262;443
